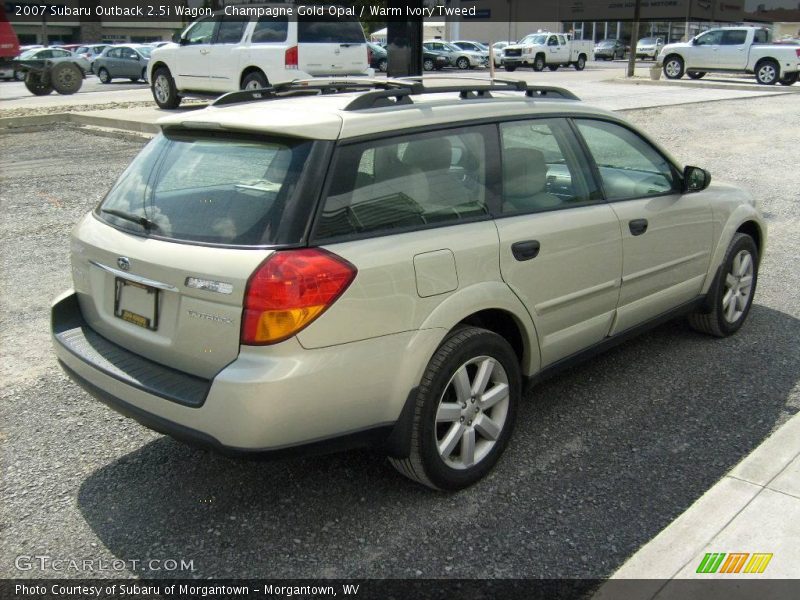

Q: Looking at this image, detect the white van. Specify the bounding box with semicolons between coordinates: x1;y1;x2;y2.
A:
148;7;371;108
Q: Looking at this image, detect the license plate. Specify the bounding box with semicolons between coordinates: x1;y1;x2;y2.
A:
114;278;160;331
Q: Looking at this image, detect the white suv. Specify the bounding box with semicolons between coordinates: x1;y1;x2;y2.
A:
149;7;371;109
52;79;765;490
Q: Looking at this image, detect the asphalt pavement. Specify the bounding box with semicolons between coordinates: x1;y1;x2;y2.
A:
0;93;797;580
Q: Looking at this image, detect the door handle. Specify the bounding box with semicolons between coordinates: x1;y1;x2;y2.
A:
200;48;210;55
629;219;648;236
511;240;541;261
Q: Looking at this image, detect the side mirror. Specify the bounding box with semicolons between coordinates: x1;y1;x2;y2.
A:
683;166;711;193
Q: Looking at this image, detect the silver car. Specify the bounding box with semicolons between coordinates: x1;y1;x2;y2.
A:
52;78;765;490
94;44;152;83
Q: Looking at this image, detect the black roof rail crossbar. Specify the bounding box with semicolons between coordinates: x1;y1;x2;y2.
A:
212;78;421;107
523;86;580;100
399;75;579;99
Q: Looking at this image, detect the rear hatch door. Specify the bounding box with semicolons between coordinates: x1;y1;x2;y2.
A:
298;14;367;75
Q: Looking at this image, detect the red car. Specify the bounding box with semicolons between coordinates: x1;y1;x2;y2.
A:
0;5;21;80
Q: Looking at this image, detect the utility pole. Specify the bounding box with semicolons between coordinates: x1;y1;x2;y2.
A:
626;0;642;77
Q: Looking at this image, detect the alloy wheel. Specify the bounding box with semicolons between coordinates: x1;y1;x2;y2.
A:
434;356;510;470
154;75;170;103
722;250;754;323
665;60;681;78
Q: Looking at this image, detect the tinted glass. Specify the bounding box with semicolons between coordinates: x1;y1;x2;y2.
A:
99;132;313;246
576;120;678;201
754;29;769;43
500;119;599;214
721;30;747;45
315;128;490;241
299;16;365;43
216;17;247;44
252;16;288;42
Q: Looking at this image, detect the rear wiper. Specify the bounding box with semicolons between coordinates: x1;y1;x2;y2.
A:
101;208;160;232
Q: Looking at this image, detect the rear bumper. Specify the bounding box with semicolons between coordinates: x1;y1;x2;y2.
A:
51;290;443;454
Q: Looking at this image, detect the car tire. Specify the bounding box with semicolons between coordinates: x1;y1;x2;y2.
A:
778;72;798;86
575;55;586;71
24;71;54;96
97;67;111;84
456;57;470;70
687;71;706;79
141;68;148;83
688;233;759;338
50;62;82;95
754;59;779;85
388;326;520;491
533;54;545;71
241;70;268;91
151;66;181;109
423;58;435;71
504;64;517;72
663;55;684;79
378;58;388;73
548;64;559;71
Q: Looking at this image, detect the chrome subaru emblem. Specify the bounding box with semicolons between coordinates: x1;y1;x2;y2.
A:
117;257;131;271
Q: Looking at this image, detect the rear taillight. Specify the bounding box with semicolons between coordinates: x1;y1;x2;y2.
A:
795;48;800;59
285;45;298;69
242;249;356;345
367;46;373;64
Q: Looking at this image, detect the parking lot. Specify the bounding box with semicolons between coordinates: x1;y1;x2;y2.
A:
1;81;798;578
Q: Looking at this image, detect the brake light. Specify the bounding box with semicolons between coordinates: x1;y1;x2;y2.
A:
796;48;800;59
285;45;298;69
367;46;373;64
242;249;357;345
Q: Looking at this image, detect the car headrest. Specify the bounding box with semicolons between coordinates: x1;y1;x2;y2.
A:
503;147;549;198
401;137;453;173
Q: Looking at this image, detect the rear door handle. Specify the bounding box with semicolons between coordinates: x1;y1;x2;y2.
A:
511;240;541;261
629;218;649;236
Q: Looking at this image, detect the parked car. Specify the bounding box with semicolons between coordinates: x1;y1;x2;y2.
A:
594;38;627;60
51;78;765;490
636;37;665;60
94;44;152;83
490;41;515;67
451;40;490;64
149;8;371;109
422;49;449;71
658;26;800;85
423;40;487;69
367;42;387;72
503;32;593;71
74;44;110;72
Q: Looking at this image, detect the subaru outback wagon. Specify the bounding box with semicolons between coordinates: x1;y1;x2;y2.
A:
52;79;765;490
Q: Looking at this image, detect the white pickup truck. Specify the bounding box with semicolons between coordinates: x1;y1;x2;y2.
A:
502;32;593;72
658;26;800;85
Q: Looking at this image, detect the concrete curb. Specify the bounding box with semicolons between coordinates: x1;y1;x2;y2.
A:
612;77;800;94
0;112;161;134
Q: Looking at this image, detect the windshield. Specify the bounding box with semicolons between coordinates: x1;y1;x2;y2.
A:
520;34;548;46
18;49;38;59
639;38;658;44
98;131;314;246
597;40;615;46
443;43;462;52
135;46;152;57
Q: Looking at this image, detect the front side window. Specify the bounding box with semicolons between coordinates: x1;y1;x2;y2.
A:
107;48;121;59
576;120;678;201
500;119;600;214
695;30;723;46
99;132;313;246
184;18;217;45
252;16;288;43
548;36;558;46
315;127;491;241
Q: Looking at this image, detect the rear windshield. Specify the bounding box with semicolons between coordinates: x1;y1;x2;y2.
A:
97;131;313;246
298;15;365;44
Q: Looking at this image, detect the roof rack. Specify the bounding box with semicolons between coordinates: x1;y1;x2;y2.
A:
210;77;580;111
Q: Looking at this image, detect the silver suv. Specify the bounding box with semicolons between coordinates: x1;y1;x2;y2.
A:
51;79;765;490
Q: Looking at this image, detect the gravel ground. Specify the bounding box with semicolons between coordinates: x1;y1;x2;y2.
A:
1;95;798;580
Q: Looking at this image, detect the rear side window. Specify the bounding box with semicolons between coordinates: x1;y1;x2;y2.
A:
98;132;313;246
252;16;288;42
575;120;678;201
754;29;769;43
215;17;247;44
721;30;747;45
299;16;365;44
314;127;491;241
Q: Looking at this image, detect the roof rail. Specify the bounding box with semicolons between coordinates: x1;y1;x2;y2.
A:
212;78;420;107
210;77;580;111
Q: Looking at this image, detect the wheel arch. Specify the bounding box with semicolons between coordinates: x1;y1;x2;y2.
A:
702;206;767;296
149;60;169;80
239;66;268;88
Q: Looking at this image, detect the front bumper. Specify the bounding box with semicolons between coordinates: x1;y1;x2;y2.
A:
52;291;442;454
